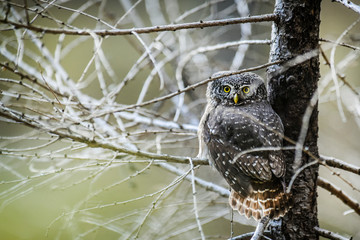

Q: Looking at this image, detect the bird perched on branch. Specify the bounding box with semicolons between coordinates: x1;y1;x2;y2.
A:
198;72;291;221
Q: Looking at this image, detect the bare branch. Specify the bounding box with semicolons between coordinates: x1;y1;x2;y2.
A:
89;60;283;120
0;63;68;98
329;17;360;122
156;163;229;198
269;49;320;78
331;0;360;15
131;31;165;91
317;177;360;216
320;155;360;175
230;0;251;70
319;47;360;97
0;14;277;36
0;106;208;166
288;160;319;194
320;38;360;51
251;217;270;240
229;231;272;240
314;226;352;240
189;158;206;240
161;161;272;240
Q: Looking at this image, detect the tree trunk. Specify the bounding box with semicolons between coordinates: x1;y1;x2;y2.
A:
267;0;321;239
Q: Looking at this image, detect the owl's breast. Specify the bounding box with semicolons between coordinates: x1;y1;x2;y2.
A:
207;102;282;150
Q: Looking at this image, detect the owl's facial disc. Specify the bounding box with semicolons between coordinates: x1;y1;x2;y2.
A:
219;84;249;105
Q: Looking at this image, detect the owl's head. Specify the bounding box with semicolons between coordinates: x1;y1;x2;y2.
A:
207;72;267;106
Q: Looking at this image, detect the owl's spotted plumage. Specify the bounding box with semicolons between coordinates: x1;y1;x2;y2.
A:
198;72;291;221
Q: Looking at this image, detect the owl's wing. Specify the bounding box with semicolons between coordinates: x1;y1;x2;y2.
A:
233;152;273;181
257;112;285;178
205;137;257;196
208;136;273;182
268;150;285;177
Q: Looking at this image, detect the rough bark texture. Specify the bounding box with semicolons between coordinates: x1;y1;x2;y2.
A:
267;0;321;239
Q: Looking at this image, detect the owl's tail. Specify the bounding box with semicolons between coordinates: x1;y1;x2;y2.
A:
229;188;292;221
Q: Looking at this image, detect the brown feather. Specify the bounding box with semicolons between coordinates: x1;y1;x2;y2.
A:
229;189;291;221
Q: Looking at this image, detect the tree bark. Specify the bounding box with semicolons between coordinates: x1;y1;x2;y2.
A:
267;0;321;239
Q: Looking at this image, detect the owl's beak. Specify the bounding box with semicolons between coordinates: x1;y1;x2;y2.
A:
233;93;239;104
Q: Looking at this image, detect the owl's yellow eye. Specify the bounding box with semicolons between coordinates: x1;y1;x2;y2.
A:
223;86;231;93
242;86;250;94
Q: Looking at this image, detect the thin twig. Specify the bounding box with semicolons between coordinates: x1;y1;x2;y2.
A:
88;60;283;120
37;63;64;112
320;155;360;175
229;232;272;240
23;0;30;25
288;160;319;194
36;0;115;29
329;17;360;122
319;47;360;97
46;166;193;237
189;158;206;240
132;31;164;92
103;0;229;102
317;177;360;215
230;0;251;70
292;85;319;172
0;105;208;166
331;0;360;15
156;163;229;198
0;63;67;98
158;161;270;240
314;226;352;240
269;49;320;77
0;13;277;36
320;38;360;51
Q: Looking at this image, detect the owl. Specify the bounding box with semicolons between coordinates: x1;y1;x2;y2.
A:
198;72;291;221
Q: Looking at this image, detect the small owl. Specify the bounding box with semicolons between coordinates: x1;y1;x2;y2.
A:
198;72;291;221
